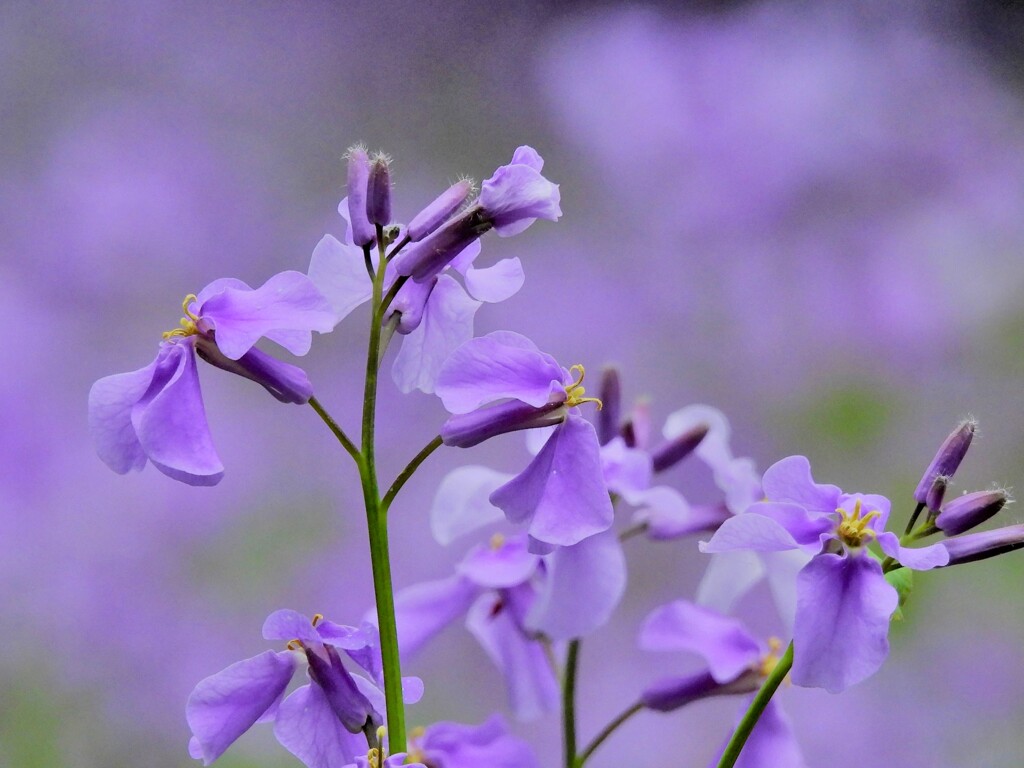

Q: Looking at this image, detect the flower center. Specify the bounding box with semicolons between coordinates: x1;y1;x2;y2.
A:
757;636;783;678
489;533;505;550
285;612;325;650
836;499;880;548
564;364;603;410
162;293;201;340
405;726;427;765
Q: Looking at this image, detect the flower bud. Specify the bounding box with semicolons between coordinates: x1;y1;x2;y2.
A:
914;419;976;504
597;367;622;446
407;179;474;242
641;668;760;712
391;206;491;282
366;153;392;226
305;646;380;734
651;423;710;474
195;337;314;404
935;489;1009;536
441;399;566;448
942;524;1024;566
346;146;376;247
925;475;948;513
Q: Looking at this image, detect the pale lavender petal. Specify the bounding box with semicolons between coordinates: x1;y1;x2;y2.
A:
792;553;899;693
447;239;483;274
466;590;558;721
274;683;365;768
662;404;733;470
430;465;512;545
632;486;730;540
435;331;565;413
876;531;949;570
715;457;764;516
490;415;614;547
762;549;814;632
761;456;841;515
392;275;481;394
195;277;250;305
699;513;803;554
510;145;544;171
132;339;224;486
745;501;836;546
528;528;626;640
458;536;541;589
307;234;373;324
262;609;321;645
88;352;159;474
711;700;807;768
479;153;561;237
524;424;557;456
186;650;298;765
696;551;766;615
419;714;540;768
639;601;761;683
463;257;525;303
393;575;481;659
199;271;335;359
601;436;653;498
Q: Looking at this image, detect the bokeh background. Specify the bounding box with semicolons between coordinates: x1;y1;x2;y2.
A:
3;0;1024;765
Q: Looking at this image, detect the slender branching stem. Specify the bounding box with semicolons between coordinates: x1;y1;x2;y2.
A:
381;435;444;515
308;396;362;468
574;701;643;767
563;639;581;768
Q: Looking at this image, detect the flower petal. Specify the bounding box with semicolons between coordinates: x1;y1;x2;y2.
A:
527;528;626;640
431;465;513;545
420;714;540;768
696;551;767;615
699;512;803;554
274;683;365;768
638;601;761;683
876;531;949;570
632;486;730;540
132;339;224;486
791;553;899;693
88;352;160;474
761;456;841;515
435;331;565;413
711;699;807;768
186;650;297;765
463;257;525;303
600;436;653;498
262;609;321;645
392;575;481;659
458;535;541;589
490;415;614;547
392;275;481;394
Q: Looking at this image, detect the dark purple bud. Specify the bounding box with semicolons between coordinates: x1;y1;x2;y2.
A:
441;400;567;448
620;419;638;448
651;423;710;474
935;490;1009;536
366;153;392;226
407;179;474;242
641;668;760;712
941;523;1024;566
346;146;376;247
195;337;313;404
596;367;622;446
914;419;977;504
925;475;948;513
305;646;380;734
391;206;491;282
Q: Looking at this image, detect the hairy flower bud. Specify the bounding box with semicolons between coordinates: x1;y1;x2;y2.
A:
346;146;376;246
651;423;710;474
914;419;976;504
407;179;474;242
597;367;622;445
366;153;392;226
391;206;491;282
942;524;1024;566
935;489;1009;536
925;475;948;513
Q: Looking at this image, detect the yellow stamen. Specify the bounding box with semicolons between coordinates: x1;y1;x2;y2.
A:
286;639;303;651
758;637;782;678
489;533;505;550
564;364;603;410
161;293;201;340
311;613;324;626
836;498;881;548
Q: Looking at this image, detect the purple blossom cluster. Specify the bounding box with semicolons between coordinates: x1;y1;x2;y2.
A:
88;144;1024;768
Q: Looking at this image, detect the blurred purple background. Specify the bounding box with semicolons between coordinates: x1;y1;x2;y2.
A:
4;0;1024;765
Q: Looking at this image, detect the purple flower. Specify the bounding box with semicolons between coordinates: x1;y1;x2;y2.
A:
187;609;423;767
701;455;949;692
392;146;560;282
406;714;540;768
88;272;335;486
308;201;524;394
436;331;612;548
639;601;807;768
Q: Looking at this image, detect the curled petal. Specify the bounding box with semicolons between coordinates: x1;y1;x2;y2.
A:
262;609;321;645
792;553;899;693
699;512;804;555
431;465;512;545
89;353;160;475
463;257;525;303
760;456;841;515
186;650;297;765
876;531;949;570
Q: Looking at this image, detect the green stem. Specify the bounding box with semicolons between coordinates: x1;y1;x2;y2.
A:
359;225;407;754
563;639;581;768
381;435;444;515
308;396;362;468
574;701;643;767
904;501;926;536
716;642;794;768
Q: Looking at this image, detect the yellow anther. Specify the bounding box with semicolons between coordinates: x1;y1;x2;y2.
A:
410;726;426;739
311;613;324;626
366;747;380;768
286;639;303;651
489;533;506;550
758;636;783;678
161;294;201;340
836;499;881;548
563;364;603;410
